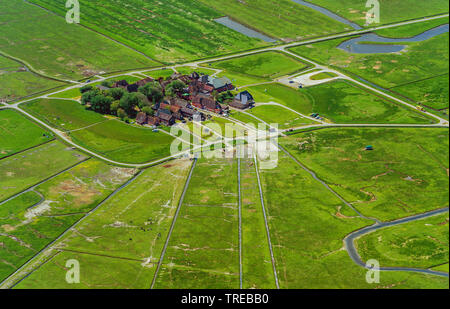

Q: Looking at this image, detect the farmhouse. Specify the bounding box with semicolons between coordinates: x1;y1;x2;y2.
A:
136;112;148;125
230;91;255;109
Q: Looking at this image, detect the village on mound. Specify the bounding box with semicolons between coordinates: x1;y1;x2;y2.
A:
81;71;255;128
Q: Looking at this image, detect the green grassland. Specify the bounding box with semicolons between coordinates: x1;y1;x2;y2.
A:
432;263;449;273
175;66;218;76
391;74;449;110
289;29;449;91
356;213;449;269
0;159;135;282
207;52;309;83
240;105;315;129
244;82;432;124
0;109;53;159
0;141;87;202
257;149;448;288
29;0;267;64
13;160;192;288
308;0;449;26
22;99;106;132
69;120;176;164
21;99;176;164
199;0;350;41
0;0;158;81
240;158;277;289
375;18;449;38
0;55;66;101
279;128;449;221
154;158;240;288
310;72;338;80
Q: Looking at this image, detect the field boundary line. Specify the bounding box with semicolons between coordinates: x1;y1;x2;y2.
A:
150;158;197;289
0;157;90;205
0;137;55;162
237;153;243;289
253;155;280;289
277;144;380;223
56;248;145;263
1;170;143;288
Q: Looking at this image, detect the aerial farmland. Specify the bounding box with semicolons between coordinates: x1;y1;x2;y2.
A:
0;0;448;298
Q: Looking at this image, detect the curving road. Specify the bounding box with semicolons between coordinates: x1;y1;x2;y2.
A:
344;207;450;277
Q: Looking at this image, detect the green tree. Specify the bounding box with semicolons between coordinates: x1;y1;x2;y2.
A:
89;95;112;114
110;100;120;115
166;80;186;97
108;87;126;100
81;89;100;105
117;108;127;120
80;85;93;94
142;106;154;116
139;82;163;103
119;92;140;118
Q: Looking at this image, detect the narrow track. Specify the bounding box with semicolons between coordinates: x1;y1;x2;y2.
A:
150;158;197;289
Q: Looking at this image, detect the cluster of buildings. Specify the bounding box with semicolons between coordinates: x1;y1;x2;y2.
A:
108;70;255;127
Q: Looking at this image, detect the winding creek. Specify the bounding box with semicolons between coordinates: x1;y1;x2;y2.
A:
344;207;450;277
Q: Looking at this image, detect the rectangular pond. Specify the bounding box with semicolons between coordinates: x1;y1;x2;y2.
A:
215;17;276;43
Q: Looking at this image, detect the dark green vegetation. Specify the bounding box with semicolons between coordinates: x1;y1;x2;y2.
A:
308;0;449;26
154;158;240;288
280;128;449;221
0;55;66;102
22;99;176;164
0;109;53;159
0;141;87;202
13;160;191;288
29;0;267;63
356;213;449;269
1;0;158;81
199;0;350;40
0;159;136;282
245;81;432;124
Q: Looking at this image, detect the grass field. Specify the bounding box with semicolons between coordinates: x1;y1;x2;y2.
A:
240;158;277;289
308;0;449;26
21;99;177;164
0;141;87;202
154;158;240;288
0;159;136;282
289;26;449;91
1;0;158;81
239;105;315;129
12;160;191;288
280;128;449;221
257;149;448;288
29;0;267;64
0;109;53;159
390;74;449;110
375;18;449;38
22;99;106;132
0;55;66;101
207;52;309;83
199;0;350;41
48;75;142;99
69;120;177;164
244;81;432;124
356;213;449;269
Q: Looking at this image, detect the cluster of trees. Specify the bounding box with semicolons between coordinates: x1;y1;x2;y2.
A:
80;79;185;122
216;91;234;104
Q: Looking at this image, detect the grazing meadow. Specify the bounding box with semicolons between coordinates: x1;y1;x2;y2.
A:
0;109;53;159
279;128;449;221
